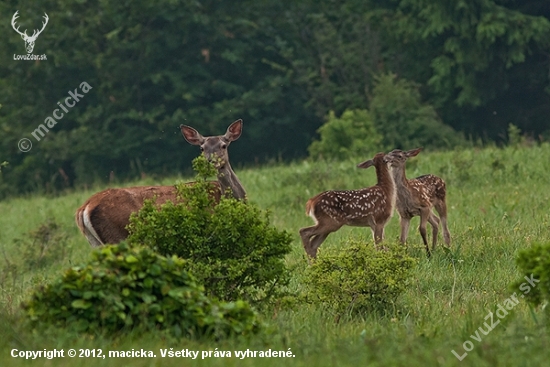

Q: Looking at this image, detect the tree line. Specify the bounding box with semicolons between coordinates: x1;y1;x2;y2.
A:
1;0;549;198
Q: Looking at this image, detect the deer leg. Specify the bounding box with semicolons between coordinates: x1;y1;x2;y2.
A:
373;225;384;244
300;224;333;258
434;201;451;246
309;233;329;258
427;212;440;251
441;216;451;246
399;216;411;244
299;226;317;258
418;208;431;257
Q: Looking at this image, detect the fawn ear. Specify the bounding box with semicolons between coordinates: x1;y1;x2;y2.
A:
224;119;243;142
357;159;374;169
180;125;205;146
406;147;422;157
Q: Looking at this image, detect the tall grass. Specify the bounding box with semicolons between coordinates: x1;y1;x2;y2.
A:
1;144;549;366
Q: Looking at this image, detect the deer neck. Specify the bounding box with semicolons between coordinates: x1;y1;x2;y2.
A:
375;162;395;195
217;163;246;200
391;166;410;189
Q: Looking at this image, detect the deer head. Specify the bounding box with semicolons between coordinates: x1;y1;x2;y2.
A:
180;119;243;170
386;148;422;169
180;119;246;199
11;11;49;54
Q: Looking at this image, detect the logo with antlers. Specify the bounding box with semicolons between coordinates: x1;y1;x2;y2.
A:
11;11;49;54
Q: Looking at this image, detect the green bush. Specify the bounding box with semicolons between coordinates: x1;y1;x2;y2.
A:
307;75;465;161
512;242;549;308
304;240;415;314
507;123;528;147
22;243;261;338
308;109;383;160
370;73;465;150
128;156;292;305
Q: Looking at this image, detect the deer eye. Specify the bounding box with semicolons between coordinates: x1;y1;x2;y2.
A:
200;147;204;152
221;144;227;149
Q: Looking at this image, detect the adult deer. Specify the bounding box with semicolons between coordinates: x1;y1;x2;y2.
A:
385;148;451;257
299;152;396;259
11;11;49;53
75;119;246;247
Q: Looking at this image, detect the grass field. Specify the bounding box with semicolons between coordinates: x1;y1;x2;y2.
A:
1;144;549;367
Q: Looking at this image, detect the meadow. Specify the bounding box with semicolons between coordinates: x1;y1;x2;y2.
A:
0;144;549;367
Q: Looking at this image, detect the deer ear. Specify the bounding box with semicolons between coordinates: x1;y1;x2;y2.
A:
406;148;422;157
357;159;374;169
180;125;205;146
224;119;243;142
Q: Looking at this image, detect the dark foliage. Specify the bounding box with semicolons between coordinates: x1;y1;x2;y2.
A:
1;0;549;197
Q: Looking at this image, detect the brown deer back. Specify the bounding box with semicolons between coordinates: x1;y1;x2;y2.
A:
75;182;221;245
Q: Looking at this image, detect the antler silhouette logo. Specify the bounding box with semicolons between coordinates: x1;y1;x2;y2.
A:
11;11;49;54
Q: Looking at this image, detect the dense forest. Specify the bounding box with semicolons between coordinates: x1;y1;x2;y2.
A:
1;0;549;198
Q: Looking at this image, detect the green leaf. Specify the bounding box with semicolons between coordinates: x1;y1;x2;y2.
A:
125;255;139;263
71;299;92;309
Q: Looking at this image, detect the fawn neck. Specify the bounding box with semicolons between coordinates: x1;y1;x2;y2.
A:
375;160;396;197
391;165;410;189
218;163;246;199
375;160;397;211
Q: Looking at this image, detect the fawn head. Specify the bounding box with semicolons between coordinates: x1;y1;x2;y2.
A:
356;152;389;169
386;148;422;168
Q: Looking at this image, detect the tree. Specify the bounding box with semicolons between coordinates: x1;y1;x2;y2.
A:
308;109;383;160
369;74;465;150
380;0;550;139
0;0;316;197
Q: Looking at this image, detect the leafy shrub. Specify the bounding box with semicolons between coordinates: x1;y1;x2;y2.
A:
128;156;292;305
512;242;550;308
370;73;465;150
507;123;528;147
304;240;415;314
0;219;71;289
308;109;383;160
22;243;261;338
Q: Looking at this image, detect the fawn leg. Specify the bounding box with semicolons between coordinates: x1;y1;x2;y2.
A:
427;213;440;251
299;226;317;258
373;225;385;244
418;208;431;257
399;216;411;244
434;201;451;245
309;233;329;258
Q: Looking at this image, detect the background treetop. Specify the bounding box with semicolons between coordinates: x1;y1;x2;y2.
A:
1;0;548;198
